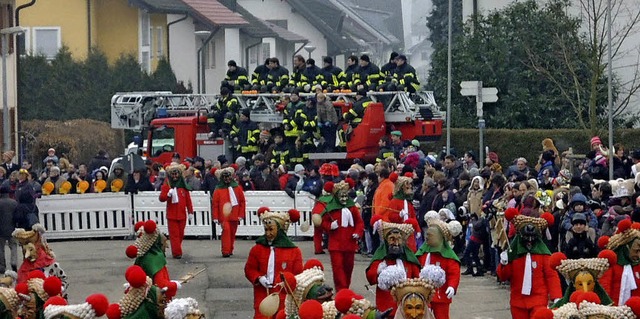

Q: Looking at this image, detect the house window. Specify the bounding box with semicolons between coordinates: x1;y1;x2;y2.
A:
155;27;163;58
203;42;215;69
139;10;151;73
32;27;61;60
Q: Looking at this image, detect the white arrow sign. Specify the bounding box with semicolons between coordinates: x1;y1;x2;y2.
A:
480;87;498;103
460;81;480;96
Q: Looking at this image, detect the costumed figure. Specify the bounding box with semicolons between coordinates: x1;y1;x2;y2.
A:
159;163;194;259
333;289;391;319
105;265;169;319
415;217;462;319
0;270;17;288
17;270;63;319
245;207;303;319
0;285;28;319
533;296;640;319
164;297;205;319
548;251;614;308
497;209;562;318
283;259;334;319
12;224;68;290
43;293;109;319
385;176;420;251
598;220;640;305
366;221;421;317
212;167;246;257
125;220;179;300
311;171;336;255
320;181;364;291
388;264;446;319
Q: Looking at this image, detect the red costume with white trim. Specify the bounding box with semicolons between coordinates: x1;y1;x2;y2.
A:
366;258;421;316
418;252;460;319
597;220;640;305
159;183;193;258
212;167;246;256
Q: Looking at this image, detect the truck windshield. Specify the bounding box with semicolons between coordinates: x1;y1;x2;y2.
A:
151;127;175;157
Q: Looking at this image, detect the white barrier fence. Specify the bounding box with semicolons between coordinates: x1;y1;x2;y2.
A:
36;191;316;240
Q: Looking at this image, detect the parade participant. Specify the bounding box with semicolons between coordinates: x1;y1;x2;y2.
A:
105;266;168;319
0;285;26;319
43;293;109;319
159;163;194;259
497;209;562;318
12;224;67;288
534;296;640;319
244;207;303;319
384;176;420;251
18;270;63;319
388;264;447;319
548;251;614;308
125;220;179;300
284;259;334;318
164;297;205;319
212;167;246;257
311;182;335;255
366;221;421;316
415;218;462;319
333;289;391;319
320;181;365;291
599;220;640;305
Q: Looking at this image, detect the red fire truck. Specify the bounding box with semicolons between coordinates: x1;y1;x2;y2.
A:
110;91;443;164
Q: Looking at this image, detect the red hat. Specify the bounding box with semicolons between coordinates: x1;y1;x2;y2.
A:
389;172;398;183
303;259;324;271
488;152;499;163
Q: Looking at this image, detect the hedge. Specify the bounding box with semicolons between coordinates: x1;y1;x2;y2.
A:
427;129;640;167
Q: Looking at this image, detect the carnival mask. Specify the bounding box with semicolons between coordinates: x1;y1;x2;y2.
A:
221;171;233;185
628;239;640;264
338;190;349;206
386;231;404;258
426;227;443;249
264;222;278;243
403;182;414;196
573;270;595;293
314;285;334;303
520;224;538;251
169;169;181;182
402;293;426;319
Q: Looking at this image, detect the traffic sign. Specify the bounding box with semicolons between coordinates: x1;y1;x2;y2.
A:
460;81;480;96
481;87;498;102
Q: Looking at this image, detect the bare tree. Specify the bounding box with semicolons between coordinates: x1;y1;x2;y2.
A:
525;0;640;135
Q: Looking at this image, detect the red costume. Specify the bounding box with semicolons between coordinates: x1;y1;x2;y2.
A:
598;221;640;305
159;182;193;258
212;167;246;256
417;253;460;319
320;182;364;291
366;258;421;316
497;253;562;317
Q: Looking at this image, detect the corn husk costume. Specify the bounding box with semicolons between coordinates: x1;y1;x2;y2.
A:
105;266;167;319
549;253;613;308
43;293;110;319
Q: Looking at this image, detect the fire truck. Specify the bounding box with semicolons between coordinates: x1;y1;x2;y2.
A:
110;91;443;164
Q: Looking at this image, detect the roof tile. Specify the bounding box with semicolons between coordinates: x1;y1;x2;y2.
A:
181;0;248;26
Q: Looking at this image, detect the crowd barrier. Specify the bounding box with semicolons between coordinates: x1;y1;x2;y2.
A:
36;191;317;240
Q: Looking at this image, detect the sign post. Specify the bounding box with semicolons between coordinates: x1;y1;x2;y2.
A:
460;81;498;162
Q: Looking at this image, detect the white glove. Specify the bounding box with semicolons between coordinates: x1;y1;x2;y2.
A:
213;219;219;224
331;220;339;230
399;210;408;220
188;214;194;223
167;188;175;197
352;234;359;239
500;251;509;265
445;287;455;299
372;220;382;233
171;280;183;290
415;232;422;239
377;262;387;275
258;276;271;288
553;298;561;304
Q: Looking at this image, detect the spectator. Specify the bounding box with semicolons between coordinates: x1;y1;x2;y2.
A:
248;154;266;181
0;167;5;185
561;213;597;259
253;165;280;191
42;148;59;165
463;151;478;172
443;155;463;187
183;167;202;191
301;165;322;197
561;193;598;232
362;172;379;255
373;167;394;220
239;170;255;191
88;149;110;173
277;165;290;190
235;157;248;179
107;163;128;192
14;186;39;230
0;185;17;272
124;168;154;194
417;177;438;226
21;160;33;175
154;169;167;192
467;176;485;216
1;151;17;174
14;169;33;201
44;166;67;195
284;164;306;198
316;93;338;152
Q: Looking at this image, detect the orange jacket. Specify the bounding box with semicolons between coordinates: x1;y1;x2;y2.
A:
373;178;394;218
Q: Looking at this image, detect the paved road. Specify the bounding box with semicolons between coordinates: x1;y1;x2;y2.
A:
34;239;511;319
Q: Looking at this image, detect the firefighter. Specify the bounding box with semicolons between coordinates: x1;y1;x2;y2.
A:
377;136;394;162
251;58;270;92
338;55;359;91
337;88;373;150
208;87;239;137
379;52;398;91
300;96;319;157
221;60;249;92
266;57;289;93
392;55;421;93
230;109;260;160
282;90;305;147
322;56;343;92
270;132;289;168
288;55;308;93
304;58;325;91
353;54;382;91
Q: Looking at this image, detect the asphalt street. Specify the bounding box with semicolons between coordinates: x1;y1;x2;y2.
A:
13;239;511;319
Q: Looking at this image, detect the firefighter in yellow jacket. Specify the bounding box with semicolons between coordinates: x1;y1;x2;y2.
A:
230;109;260;160
337;88;372;150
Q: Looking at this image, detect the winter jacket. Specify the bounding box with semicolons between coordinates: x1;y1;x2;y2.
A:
316;99;338;125
0;195;17;238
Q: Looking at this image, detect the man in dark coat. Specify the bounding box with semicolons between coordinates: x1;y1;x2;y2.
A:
0;185;17;272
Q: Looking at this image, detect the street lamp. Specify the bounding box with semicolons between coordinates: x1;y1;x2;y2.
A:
2;26;26;153
303;44;316;59
195;30;212;94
